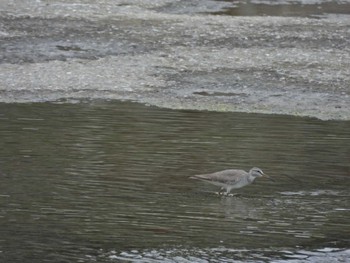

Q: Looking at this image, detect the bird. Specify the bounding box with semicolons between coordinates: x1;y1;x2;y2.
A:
190;167;271;196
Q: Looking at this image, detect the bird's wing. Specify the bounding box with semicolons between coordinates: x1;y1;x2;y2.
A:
192;169;245;184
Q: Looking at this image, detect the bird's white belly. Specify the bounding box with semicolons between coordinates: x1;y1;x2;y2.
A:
229;179;250;189
210;181;228;188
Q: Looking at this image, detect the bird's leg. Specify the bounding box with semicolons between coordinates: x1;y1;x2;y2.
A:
225;189;238;197
215;187;226;196
220;187;228;196
227;192;239;197
217;189;231;197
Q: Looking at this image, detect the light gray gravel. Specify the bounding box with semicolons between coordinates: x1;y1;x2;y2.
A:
0;0;349;120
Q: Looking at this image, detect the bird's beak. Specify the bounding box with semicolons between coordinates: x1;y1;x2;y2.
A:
263;173;275;182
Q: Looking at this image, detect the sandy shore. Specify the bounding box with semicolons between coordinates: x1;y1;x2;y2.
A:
0;0;349;120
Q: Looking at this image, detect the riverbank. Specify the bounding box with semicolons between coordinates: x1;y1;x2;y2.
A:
1;0;349;120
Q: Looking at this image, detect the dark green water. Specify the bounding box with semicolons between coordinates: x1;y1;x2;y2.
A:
0;101;349;262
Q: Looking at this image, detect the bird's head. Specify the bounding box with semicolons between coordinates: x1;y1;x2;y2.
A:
250;167;271;179
250;167;274;181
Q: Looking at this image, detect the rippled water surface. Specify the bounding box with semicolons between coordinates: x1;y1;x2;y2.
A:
0;101;349;262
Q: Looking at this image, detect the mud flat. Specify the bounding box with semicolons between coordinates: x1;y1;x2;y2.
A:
0;0;349;120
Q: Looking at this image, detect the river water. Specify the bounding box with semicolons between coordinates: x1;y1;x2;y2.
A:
0;101;349;262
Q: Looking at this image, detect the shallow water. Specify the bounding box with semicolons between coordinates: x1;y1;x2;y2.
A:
0;101;349;262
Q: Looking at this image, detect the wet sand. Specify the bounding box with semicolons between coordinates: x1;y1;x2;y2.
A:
0;0;349;120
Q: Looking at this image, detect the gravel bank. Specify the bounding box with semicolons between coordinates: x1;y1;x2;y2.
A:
0;0;349;120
